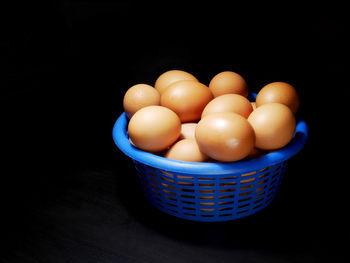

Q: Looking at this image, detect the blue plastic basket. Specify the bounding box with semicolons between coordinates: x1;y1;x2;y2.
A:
112;93;308;222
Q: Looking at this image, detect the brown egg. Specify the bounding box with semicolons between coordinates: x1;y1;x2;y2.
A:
123;84;160;118
209;71;248;98
245;147;266;160
179;122;197;140
248;103;296;150
154;70;198;94
201;94;253;119
195;112;255;162
161;80;213;122
164;139;208;162
128;106;181;152
256;82;299;114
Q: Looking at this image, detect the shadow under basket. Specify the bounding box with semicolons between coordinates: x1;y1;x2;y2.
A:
112;100;308;222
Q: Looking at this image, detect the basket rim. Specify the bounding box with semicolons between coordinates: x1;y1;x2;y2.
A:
112;94;308;175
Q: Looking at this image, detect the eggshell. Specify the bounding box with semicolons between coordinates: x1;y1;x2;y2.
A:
164;139;208;162
209;71;248;98
201;94;253;119
256;82;299;114
179;122;197;140
245;147;266;160
248;103;296;150
154;70;198;94
128;106;181;152
195;112;255;162
123;84;160;118
161;80;213;122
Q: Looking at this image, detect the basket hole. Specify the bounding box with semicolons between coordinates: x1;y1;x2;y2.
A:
273;166;281;172
200;196;215;200
199;189;215;193
239;191;252;197
166;202;178;207
238;197;252;202
253;203;263;210
258;172;270;179
219;201;234;205
271;173;279;179
256;185;267;192
200;208;215;212
257;179;269;186
154;197;161;202
183;207;195;211
162;183;176;190
220;182;236;187
219;194;235;199
182;200;195;205
271;178;278;184
201;214;214;217
219;213;232;217
237;209;249;214
199;183;215;187
198;177;215;181
160;171;174;177
238;203;250;209
177;175;193;180
180;188;194;193
240;184;254;190
266;197;273;203
221;176;238;180
168;209;178;213
163;189;176;196
164;196;177;202
219;188;235;193
178;181;194;186
151;183;160;190
160;176;174;184
184;213;195;216
181;194;195;199
240;178;255;184
260;166;272;172
148;171;158;177
254;197;264;204
151;189;161;196
241;171;256;177
218;207;233;211
149;177;159;184
255;191;266;198
200;202;215;206
267;186;276;194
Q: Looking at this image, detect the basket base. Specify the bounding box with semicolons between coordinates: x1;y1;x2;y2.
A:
145;191;279;222
133;160;287;222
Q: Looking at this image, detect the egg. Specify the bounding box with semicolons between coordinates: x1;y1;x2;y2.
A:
201;94;253;119
248;103;296;150
164;139;208;162
209;71;248;98
245;147;266;160
179;122;197;140
154;70;198;94
123;84;160;118
256;82;299;114
161;80;213;122
128;106;181;152
195;112;255;162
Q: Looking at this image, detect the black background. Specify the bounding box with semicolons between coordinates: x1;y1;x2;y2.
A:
1;1;349;262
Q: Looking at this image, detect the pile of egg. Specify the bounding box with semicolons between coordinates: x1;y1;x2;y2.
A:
123;70;299;163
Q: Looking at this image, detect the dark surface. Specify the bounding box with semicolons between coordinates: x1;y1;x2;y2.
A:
1;1;349;262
